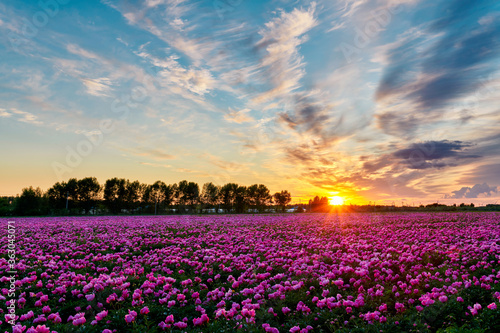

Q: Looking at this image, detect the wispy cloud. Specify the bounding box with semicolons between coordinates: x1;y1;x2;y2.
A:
0;108;11;118
223;108;254;124
81;77;113;97
253;3;318;104
9;108;42;125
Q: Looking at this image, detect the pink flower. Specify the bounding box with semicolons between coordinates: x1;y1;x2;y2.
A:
193;313;209;326
85;294;95;301
140;306;150;315
165;314;175;324
125;310;137;323
290;326;301;333
174;321;188;329
34;325;50;333
282;307;291;315
72;317;86;326
12;325;26;333
488;303;497;310
395;302;405;312
457;297;464;302
95;310;108;321
439;296;448;303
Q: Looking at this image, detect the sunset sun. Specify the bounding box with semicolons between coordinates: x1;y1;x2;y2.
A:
329;196;344;206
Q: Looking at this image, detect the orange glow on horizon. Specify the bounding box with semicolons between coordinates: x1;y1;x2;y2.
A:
329;196;344;206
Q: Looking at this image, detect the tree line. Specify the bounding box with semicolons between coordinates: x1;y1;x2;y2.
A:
0;177;292;216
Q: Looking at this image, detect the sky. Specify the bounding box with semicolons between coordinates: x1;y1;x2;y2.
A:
0;0;499;205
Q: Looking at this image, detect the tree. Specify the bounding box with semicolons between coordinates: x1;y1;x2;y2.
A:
66;178;79;209
220;183;238;213
201;182;221;211
234;185;247;214
47;181;69;210
273;190;292;212
0;197;14;216
255;184;272;212
309;196;329;212
124;180;145;212
163;183;178;208
15;187;47;216
104;178;127;214
77;177;101;214
143;181;166;214
178;180;199;213
247;184;272;212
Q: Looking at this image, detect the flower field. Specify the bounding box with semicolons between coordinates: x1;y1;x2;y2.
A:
2;213;500;333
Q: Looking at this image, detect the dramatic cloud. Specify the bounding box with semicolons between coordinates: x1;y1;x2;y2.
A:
363;140;480;172
375;0;500;135
447;183;498;199
391;140;480;169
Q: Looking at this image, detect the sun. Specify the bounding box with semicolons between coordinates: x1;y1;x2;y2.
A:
329;196;344;206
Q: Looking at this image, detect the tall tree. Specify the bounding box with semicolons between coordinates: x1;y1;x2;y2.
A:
201;182;221;211
77;177;101;214
274;190;292;212
220;183;238;212
178;180;199;213
247;184;272;212
143;181;167;214
125;180;144;212
104;178;127;214
47;181;68;210
234;185;247;214
66;178;79;209
163;183;178;208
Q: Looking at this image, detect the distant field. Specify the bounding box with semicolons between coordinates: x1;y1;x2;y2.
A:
2;213;500;332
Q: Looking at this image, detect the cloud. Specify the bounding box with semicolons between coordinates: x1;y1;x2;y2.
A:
67;44;102;61
458;163;500;185
81;77;113;97
136;52;215;96
253;3;318;103
447;183;498;199
139;162;172;168
375;0;500;135
9;109;42;125
204;153;250;173
0;108;11;118
105;0;216;67
277;92;346;146
121;146;176;161
392;140;480;168
364;140;480;172
224;108;254;124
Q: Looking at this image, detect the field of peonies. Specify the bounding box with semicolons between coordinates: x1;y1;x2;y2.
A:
2;212;500;332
